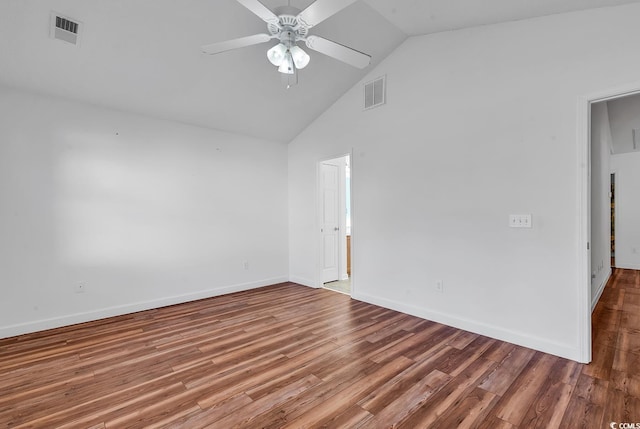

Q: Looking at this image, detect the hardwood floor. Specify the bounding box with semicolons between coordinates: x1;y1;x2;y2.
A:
0;269;638;428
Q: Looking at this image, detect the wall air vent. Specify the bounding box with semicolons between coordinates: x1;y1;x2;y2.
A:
50;12;82;46
363;75;386;110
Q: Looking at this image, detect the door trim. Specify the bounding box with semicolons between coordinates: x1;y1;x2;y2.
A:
316;152;353;292
578;82;640;363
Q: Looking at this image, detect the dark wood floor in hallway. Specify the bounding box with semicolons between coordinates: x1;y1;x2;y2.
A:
0;269;639;428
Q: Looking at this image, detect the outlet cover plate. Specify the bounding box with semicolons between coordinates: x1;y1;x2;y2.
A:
509;214;532;228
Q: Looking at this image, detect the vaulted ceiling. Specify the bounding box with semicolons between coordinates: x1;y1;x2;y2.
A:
2;0;639;142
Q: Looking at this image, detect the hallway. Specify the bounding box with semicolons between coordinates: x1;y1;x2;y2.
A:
579;268;640;424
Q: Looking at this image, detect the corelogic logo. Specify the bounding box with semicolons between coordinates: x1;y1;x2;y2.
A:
610;423;640;429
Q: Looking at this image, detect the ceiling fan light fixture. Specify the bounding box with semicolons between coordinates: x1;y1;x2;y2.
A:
278;51;296;74
201;0;373;82
290;45;310;69
267;43;287;66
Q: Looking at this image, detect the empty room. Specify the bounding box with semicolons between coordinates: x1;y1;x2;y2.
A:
1;0;640;427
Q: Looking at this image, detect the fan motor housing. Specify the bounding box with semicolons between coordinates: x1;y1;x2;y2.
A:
268;7;308;39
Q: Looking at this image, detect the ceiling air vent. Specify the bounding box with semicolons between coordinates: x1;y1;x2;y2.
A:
50;12;82;46
364;75;386;110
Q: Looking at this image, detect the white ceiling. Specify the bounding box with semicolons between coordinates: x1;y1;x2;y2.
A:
364;0;640;36
1;0;639;142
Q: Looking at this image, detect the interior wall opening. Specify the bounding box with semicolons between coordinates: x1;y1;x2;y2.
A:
611;172;615;268
587;88;640;363
319;154;352;295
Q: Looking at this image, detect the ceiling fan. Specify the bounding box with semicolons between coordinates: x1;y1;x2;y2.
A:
201;0;371;84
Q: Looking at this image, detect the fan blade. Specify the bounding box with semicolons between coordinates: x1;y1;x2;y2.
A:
297;0;358;28
236;0;280;25
201;34;273;55
305;35;371;69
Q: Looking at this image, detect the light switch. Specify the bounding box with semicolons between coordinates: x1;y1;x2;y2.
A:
509;214;532;228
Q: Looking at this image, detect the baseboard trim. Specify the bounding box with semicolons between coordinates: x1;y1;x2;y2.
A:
289;275;317;288
613;262;640;270
0;276;288;340
351;291;582;362
591;269;612;312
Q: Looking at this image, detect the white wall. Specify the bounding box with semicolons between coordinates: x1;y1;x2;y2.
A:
0;86;288;338
610;151;640;269
590;102;612;308
288;3;640;361
607;94;640;155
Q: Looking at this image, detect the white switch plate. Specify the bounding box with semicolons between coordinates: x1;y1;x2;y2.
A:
509;214;532;228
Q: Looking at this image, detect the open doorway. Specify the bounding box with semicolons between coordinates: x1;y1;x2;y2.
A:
583;86;640;363
318;154;351;295
611;172;615;268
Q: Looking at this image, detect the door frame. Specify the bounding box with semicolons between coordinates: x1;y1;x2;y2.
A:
578;82;640;363
316;152;353;292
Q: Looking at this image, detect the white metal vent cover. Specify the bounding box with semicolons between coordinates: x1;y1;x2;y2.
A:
363;75;386;110
50;12;82;46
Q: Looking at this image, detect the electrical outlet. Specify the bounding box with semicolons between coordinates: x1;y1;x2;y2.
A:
509;214;532;228
435;280;444;293
74;283;86;293
243;261;249;270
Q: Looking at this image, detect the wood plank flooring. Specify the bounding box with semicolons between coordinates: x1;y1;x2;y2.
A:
0;269;639;428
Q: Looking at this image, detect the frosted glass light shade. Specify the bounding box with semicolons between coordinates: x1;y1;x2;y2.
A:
278;52;295;74
290;46;310;69
267;43;287;66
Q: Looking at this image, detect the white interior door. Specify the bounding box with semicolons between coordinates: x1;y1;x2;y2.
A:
321;162;340;283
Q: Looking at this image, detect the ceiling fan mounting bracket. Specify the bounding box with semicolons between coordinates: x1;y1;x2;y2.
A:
267;13;308;40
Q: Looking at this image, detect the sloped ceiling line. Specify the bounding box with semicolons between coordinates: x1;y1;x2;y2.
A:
1;0;639;142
